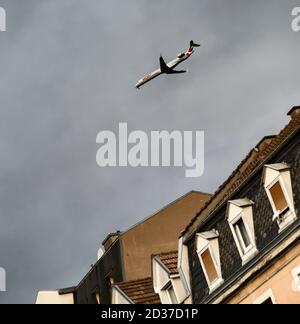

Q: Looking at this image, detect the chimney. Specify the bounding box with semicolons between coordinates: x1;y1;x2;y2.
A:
288;106;300;119
102;231;121;251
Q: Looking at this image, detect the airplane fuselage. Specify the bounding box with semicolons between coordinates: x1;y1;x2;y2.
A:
135;50;194;89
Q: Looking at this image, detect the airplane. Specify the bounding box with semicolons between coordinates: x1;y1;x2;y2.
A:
135;40;200;89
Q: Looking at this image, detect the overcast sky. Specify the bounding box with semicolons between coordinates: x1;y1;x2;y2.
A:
0;0;300;304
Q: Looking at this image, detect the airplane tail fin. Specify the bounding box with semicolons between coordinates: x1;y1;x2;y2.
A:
189;40;201;51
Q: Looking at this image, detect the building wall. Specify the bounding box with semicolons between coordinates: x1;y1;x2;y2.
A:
111;287;131;304
75;239;123;304
122;192;211;281
188;131;300;304
227;242;300;304
36;291;74;304
74;191;210;304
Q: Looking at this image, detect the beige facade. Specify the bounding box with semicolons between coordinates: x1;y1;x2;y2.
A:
227;242;300;304
36;291;74;304
120;191;211;281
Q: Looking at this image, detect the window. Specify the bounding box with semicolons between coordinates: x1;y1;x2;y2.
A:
166;284;178;304
234;218;251;253
292;265;300;292
263;164;297;232
95;292;100;304
227;199;257;264
269;181;289;216
105;276;115;303
261;298;274;305
201;249;219;283
253;289;276;304
196;231;223;292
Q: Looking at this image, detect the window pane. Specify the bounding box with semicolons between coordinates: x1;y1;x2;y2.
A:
234;218;251;251
269;182;288;213
262;298;273;305
167;286;178;304
95;293;100;304
201;249;218;283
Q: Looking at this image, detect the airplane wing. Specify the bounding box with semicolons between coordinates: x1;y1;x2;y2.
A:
166;69;187;74
161;55;186;74
135;53;187;89
160;56;170;73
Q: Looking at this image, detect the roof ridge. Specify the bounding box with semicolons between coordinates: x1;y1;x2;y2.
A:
124;191;211;235
116;277;152;286
157;250;178;257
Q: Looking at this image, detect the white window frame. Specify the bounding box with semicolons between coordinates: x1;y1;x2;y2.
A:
266;177;290;219
177;237;192;303
292;265;300;292
253;289;277;304
229;212;257;265
227;199;258;265
265;176;296;232
165;282;178;304
198;244;223;293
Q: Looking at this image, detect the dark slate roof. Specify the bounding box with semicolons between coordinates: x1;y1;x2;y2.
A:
157;251;179;274
116;278;161;304
183;107;300;238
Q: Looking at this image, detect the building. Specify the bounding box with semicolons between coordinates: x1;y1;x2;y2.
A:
36;191;211;304
180;106;300;304
37;107;300;305
36;287;76;305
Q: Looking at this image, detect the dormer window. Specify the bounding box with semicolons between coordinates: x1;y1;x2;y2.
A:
201;249;219;283
165;283;178;304
196;231;223;293
269;181;289;216
227;199;258;265
263;163;297;232
234;218;251;252
152;251;186;304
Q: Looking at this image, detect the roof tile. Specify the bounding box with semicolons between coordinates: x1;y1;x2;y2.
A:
116;278;161;304
157;251;178;274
